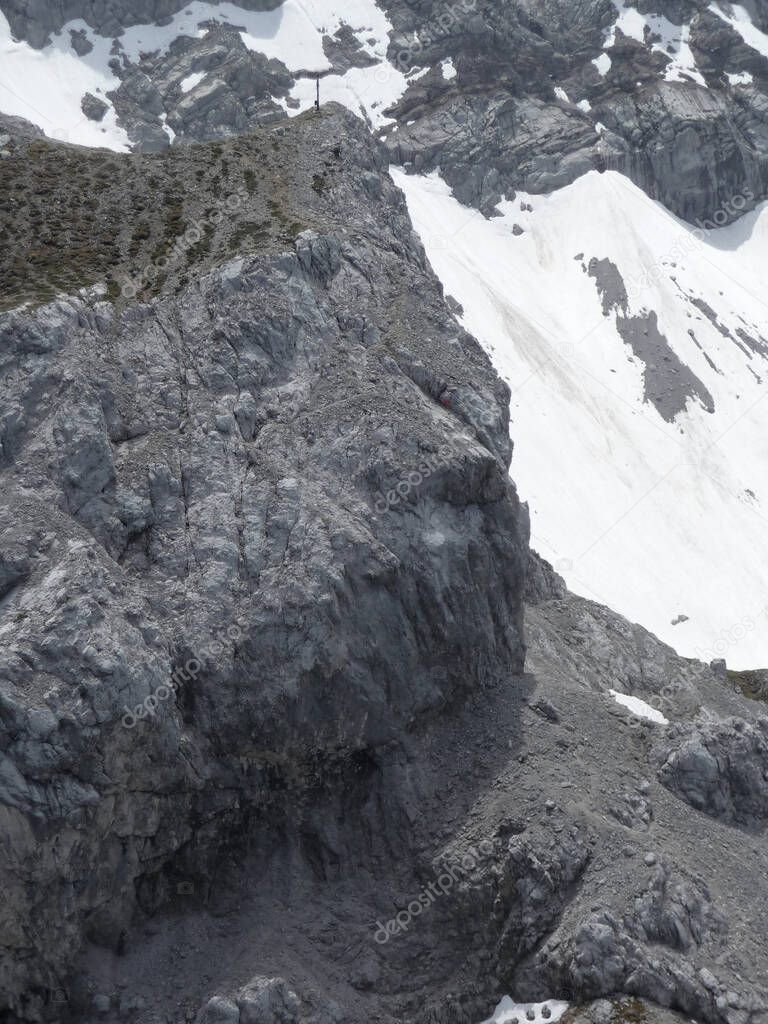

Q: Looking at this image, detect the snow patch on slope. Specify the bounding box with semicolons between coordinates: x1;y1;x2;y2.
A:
441;57;458;80
604;1;706;86
180;71;207;93
601;0;768;86
392;166;768;669
709;3;768;60
0;0;407;142
481;999;570;1024
94;0;395;73
593;52;612;76
274;0;407;127
117;1;327;69
0;12;130;149
281;61;408;128
610;691;669;724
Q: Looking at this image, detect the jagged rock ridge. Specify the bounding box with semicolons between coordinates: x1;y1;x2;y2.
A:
1;4;768;1024
0;106;529;1021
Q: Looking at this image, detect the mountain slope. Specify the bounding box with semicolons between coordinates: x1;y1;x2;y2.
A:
2;2;768;1023
0;106;530;1022
4;0;768;665
393;166;768;667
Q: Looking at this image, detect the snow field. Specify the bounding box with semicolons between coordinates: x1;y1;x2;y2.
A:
392;166;768;668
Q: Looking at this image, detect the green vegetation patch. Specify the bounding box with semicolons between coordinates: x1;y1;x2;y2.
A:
727;669;768;704
0;113;340;313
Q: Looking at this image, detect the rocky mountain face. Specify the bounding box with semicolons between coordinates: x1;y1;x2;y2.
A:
6;0;768;223
381;0;768;223
0;106;530;1021
1;2;768;1024
0;0;282;46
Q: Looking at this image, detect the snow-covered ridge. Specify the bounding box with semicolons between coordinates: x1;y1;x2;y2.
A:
393;166;768;669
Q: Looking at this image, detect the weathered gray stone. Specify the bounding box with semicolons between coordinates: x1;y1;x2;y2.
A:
197;996;241;1023
2;7;768;1024
655;716;768;825
237;977;300;1024
0;107;528;1021
381;0;768;225
81;91;109;121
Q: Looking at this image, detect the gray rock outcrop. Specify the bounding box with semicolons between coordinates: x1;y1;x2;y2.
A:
5;0;768;227
2;5;768;1024
0;0;283;47
0;106;529;1021
381;0;768;225
655;716;768;826
81;92;108;121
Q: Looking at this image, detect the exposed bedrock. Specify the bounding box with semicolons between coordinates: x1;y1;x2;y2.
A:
380;0;768;225
6;0;768;225
2;6;768;1021
0;110;528;1020
0;0;283;47
654;716;768;826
